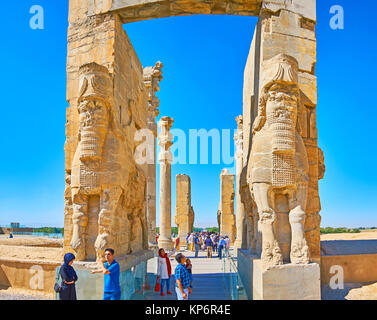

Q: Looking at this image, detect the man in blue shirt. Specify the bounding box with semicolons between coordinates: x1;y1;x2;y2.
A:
194;235;200;258
91;248;121;300
174;253;192;300
218;237;226;260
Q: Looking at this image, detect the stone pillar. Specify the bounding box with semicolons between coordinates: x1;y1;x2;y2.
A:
143;62;163;244
174;174;195;246
158;116;174;250
234;116;247;249
218;169;236;243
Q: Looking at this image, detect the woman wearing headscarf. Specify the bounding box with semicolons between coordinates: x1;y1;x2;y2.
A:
157;247;176;296
59;253;78;300
175;236;180;252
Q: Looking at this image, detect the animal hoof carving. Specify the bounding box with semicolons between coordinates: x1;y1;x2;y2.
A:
70;235;82;250
290;240;310;264
260;209;275;225
95;233;109;251
262;240;283;270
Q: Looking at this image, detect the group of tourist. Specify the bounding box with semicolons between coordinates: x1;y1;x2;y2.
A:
56;248;121;300
56;230;230;301
186;232;230;259
57;247;194;301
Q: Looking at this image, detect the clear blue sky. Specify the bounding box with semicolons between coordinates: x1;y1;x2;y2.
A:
0;1;376;228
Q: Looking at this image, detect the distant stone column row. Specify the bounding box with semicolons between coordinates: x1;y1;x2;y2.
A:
143;62;163;245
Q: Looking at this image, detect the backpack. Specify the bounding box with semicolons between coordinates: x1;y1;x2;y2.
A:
54;268;61;293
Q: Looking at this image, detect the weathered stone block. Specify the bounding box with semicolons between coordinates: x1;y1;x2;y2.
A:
253;259;321;300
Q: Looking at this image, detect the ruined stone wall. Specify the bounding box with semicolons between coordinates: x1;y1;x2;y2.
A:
218;169;236;243
241;1;324;263
174;174;194;245
64;0;149;261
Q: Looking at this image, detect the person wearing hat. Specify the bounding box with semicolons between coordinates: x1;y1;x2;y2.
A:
59;253;78;300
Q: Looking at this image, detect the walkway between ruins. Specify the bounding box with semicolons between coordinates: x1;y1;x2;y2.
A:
146;248;232;300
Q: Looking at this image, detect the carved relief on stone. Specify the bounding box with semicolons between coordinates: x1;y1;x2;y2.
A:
77;63;112;162
234;115;244;161
67;62;148;261
158;116;174;164
69;63;114;260
144;61;163;132
234;115;247;249
249;54;310;270
318;147;325;180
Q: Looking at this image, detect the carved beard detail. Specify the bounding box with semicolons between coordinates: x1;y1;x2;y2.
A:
265;87;298;187
78;100;109;161
266;89;298;154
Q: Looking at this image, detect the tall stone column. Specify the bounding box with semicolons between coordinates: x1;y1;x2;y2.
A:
158;116;174;250
234;116;247;249
143;62;163;244
218;169;236;243
174;174;195;246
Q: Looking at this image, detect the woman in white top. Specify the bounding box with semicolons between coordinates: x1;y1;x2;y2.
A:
188;234;194;251
157;247;176;296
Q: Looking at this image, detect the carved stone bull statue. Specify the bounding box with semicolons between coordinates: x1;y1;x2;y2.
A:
249;54;310;270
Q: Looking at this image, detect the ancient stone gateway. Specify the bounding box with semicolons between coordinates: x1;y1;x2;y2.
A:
65;0;323;299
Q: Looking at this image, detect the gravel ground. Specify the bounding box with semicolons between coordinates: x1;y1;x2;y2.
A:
0;287;54;300
0;292;53;300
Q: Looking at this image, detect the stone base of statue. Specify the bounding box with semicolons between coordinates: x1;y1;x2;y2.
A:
252;259;321;300
158;238;174;251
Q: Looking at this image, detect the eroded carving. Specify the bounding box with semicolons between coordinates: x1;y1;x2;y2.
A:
67;62;147;261
249;54;310;270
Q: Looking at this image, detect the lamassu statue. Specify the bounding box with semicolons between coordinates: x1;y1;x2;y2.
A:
249;54;310;270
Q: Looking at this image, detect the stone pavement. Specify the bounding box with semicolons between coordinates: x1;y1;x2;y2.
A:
145;248;231;300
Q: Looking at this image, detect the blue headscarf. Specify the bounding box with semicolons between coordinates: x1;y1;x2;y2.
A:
62;253;77;281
